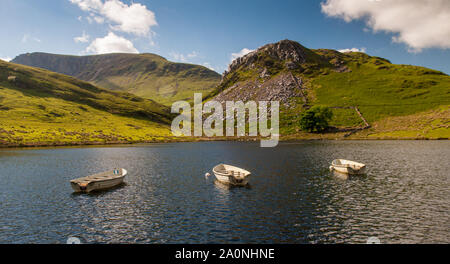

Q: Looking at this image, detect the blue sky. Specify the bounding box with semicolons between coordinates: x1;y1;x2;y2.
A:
1;0;449;74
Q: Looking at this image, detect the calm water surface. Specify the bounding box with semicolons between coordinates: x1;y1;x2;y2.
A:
0;141;448;244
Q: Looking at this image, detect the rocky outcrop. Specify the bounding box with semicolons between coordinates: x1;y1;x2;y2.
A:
224;39;308;77
214;72;305;107
214;40;314;107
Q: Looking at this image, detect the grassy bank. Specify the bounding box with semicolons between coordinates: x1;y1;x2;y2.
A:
1;107;448;148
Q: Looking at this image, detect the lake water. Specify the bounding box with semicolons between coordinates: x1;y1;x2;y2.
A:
0;141;448;244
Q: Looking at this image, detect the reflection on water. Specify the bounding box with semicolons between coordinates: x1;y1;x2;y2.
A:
0;141;449;244
213;180;252;192
71;183;128;196
331;171;350;180
214;180;234;192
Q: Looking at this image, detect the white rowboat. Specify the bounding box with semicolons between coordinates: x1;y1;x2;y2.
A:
70;168;127;193
330;159;366;175
213;164;251;186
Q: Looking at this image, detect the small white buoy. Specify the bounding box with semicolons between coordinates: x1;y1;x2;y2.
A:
205;172;211;178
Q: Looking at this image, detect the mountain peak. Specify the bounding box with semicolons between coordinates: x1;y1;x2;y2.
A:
226;39;309;75
259;39;308;62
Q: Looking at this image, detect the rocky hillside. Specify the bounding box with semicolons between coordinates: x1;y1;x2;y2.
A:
210;39;450;139
0;60;173;146
211;40;339;103
12;53;221;105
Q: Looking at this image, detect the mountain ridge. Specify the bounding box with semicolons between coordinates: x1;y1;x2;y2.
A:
12;52;221;105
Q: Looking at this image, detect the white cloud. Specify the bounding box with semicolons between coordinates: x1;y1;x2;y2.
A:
93;16;105;24
321;0;450;52
169;51;187;62
21;34;41;43
0;57;12;62
187;51;199;58
202;62;215;71
74;31;90;43
103;0;157;36
21;35;28;43
168;51;199;63
70;0;103;12
167;53;216;71
230;48;254;62
85;15;104;24
86;32;139;54
70;0;157;37
86;16;94;24
338;47;366;53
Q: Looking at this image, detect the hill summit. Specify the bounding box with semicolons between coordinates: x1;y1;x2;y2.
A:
225;40;310;75
212;39;325;104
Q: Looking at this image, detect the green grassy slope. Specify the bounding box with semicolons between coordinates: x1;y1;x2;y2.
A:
211;40;450;139
312;51;449;122
290;50;449;132
12;53;221;105
0;60;173;146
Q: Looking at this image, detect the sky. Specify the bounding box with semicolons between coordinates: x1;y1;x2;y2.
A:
0;0;449;74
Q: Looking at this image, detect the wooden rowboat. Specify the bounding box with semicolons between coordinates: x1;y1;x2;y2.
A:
70;168;127;193
330;159;366;175
213;164;251;186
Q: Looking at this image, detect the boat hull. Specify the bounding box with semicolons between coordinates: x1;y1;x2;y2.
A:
70;169;127;193
214;172;250;186
330;165;366;175
213;164;251;186
70;176;125;193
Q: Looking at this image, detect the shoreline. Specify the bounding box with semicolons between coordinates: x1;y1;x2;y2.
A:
0;136;447;150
